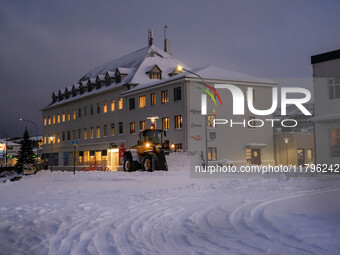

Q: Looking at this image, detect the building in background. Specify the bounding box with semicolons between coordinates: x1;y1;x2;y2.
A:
42;33;277;170
0;139;20;166
311;49;340;164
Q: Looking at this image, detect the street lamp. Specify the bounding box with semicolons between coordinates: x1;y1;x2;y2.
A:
19;118;39;163
284;137;289;165
177;65;208;167
1;131;8;167
49;136;54;171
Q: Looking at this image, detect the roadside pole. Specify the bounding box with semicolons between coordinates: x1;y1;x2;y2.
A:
72;140;78;174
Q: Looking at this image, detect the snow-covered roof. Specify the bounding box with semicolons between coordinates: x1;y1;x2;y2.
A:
189;66;276;84
117;67;133;75
96;75;105;81
45;44;276;109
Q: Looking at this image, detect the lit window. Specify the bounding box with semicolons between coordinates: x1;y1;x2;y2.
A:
129;98;135;110
140;121;146;131
53;115;55;124
208;147;217;161
174;87;181;101
150;72;161;79
103;102;108;113
111;100;115;111
207;115;216;127
162;117;169;130
73;110;76;120
48;116;51;125
96;126;100;138
330;129;340;157
67;112;70;121
84;129;88;140
119;98;123;110
62;113;65;122
52;134;55;143
139;96;146;108
90;127;94;139
44;135;47;144
103;124;107;136
119;122;123;134
44;118;47;126
174;115;182;129
161;90;169;104
57;133;60;143
175;144;183;150
57;114;60;123
151;93;156;106
130;122;136;134
111;123;115;136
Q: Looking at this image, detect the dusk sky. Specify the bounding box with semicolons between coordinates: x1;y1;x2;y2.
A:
1;0;339;138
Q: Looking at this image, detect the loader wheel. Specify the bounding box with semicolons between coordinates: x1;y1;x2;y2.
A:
142;154;153;172
123;157;134;172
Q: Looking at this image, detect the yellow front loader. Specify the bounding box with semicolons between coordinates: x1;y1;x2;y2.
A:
123;129;169;172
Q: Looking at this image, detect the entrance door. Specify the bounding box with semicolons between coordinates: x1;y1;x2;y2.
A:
251;149;261;165
297;149;305;166
108;149;119;171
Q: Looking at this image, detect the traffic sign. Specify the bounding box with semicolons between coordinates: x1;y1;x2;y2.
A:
72;140;79;147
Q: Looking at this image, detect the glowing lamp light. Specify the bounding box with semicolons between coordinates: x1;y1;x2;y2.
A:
176;65;183;72
171;144;175;149
146;143;150;148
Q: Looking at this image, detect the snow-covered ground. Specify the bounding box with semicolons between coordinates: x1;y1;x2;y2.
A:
1;154;340;255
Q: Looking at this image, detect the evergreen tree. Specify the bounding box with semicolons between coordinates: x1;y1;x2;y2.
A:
16;127;35;172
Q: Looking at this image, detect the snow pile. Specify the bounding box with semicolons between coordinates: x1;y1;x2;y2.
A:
0;163;340;254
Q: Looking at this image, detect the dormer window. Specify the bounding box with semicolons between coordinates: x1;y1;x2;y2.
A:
115;68;130;84
64;88;70;99
105;71;115;86
146;65;162;80
169;67;181;77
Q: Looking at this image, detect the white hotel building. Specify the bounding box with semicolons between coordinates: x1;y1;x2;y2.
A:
42;38;277;170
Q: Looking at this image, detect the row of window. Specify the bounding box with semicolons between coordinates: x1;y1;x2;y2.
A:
44;122;123;144
44;115;183;144
129;87;181;110
44;87;182;126
129;115;182;134
44;98;124;126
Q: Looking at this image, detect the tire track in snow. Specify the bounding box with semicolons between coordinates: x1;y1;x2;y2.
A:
229;186;340;255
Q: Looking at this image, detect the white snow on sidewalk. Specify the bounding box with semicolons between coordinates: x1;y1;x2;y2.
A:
0;155;340;255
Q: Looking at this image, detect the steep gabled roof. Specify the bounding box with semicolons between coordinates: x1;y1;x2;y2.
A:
82;44;188;85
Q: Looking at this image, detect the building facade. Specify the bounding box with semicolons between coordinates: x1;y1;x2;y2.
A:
311;49;340;164
42;41;277;170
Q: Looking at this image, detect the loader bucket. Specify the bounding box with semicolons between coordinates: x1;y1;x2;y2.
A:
154;149;168;171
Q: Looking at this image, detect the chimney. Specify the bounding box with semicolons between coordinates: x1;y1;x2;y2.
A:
164;39;172;56
148;29;153;46
164;25;172;55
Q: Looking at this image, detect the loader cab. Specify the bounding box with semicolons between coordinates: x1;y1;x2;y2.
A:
139;129;164;146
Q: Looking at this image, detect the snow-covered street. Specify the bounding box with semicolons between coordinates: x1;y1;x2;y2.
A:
1;156;340;255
